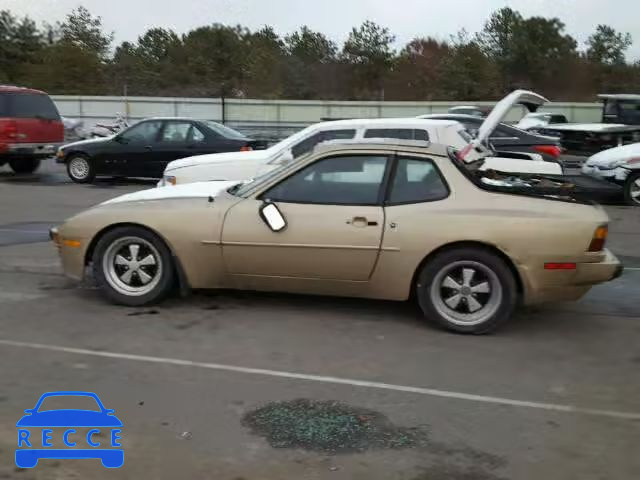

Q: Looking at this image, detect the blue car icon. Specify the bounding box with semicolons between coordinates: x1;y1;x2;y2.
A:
16;391;123;468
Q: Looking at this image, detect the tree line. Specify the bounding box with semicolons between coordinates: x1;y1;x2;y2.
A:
0;6;637;101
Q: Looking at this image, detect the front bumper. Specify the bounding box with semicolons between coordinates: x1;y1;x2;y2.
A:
581;164;630;184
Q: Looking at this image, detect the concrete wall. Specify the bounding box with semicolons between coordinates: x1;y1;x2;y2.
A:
52;95;603;141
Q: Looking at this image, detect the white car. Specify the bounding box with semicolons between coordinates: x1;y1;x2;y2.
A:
159;90;560;187
582;143;640;206
516;112;568;131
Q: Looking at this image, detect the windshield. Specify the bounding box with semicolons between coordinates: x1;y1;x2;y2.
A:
204;121;248;140
264;125;318;163
230;161;294;197
37;395;101;412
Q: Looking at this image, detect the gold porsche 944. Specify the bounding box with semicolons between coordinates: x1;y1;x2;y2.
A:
51;136;622;334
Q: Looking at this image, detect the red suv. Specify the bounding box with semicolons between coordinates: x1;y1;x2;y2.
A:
0;86;64;173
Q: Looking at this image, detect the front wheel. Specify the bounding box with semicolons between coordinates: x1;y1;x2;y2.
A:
67;154;95;183
416;248;517;334
9;158;40;174
93;226;176;306
624;171;640;207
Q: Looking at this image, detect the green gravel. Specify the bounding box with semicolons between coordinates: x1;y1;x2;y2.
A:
242;399;428;454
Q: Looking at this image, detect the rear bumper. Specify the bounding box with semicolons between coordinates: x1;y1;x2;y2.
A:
1;142;62;158
522;249;623;305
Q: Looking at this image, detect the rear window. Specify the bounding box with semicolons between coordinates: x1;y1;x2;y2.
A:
0;93;60;121
204;121;248;140
364;128;429;141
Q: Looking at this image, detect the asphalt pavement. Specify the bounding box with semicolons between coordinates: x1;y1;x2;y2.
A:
0;162;638;480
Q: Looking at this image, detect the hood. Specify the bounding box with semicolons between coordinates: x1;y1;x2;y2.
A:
102;181;239;205
587;142;640;166
461;90;548;162
165;149;269;172
62;136;112;149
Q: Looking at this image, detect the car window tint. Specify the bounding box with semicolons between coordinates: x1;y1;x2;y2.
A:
161;122;191;143
364;128;429;141
388;158;449;204
265;155;387;205
120;121;163;143
37;395;101;412
0;93;60;120
604;101;618;115
190;125;206;142
291;129;356;159
490;126;518;138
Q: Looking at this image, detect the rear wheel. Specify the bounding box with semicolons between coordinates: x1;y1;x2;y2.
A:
93;226;176;306
416;248;517;334
9;158;40;174
624;171;640;207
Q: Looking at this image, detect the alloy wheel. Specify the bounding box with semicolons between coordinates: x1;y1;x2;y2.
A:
430;261;503;327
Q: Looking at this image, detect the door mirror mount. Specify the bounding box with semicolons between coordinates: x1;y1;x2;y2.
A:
259;202;287;232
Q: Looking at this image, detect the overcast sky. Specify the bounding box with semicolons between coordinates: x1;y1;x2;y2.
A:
6;0;640;60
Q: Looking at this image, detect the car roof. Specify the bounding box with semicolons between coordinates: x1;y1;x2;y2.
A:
142;117;214;122
420;113;482;122
0;85;48;95
313;140;450;157
598;94;640;101
315;117;461;129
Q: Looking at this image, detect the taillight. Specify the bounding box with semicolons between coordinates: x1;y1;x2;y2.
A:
240;146;253;152
534;145;562;158
588;225;608;252
0;120;18;139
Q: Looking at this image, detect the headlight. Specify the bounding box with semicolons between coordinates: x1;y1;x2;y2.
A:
56;149;64;158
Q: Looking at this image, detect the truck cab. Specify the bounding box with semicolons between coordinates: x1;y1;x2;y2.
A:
599;94;640;125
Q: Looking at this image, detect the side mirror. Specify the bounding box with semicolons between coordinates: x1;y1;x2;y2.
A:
259;202;287;232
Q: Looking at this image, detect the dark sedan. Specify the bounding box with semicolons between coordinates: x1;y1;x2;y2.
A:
420;113;563;165
57;117;266;183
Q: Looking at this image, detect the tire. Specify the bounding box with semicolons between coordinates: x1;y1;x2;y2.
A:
67;154;95;183
624;171;640;207
416;247;517;334
92;226;175;307
9;158;40;174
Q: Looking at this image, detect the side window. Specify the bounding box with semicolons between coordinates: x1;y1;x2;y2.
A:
119;121;163;144
364;128;429;141
490;126;518;138
290;129;356;159
161;122;192;143
604;100;618;116
265;155;388;205
388;157;449;205
190;125;206;143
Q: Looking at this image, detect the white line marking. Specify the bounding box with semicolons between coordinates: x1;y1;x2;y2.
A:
1;339;639;421
625;267;640;272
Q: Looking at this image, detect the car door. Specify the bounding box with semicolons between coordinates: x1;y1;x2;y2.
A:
221;153;389;281
114;120;163;177
152;120;194;176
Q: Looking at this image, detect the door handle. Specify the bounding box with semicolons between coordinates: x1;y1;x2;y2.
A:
347;217;378;228
144;145;153;150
